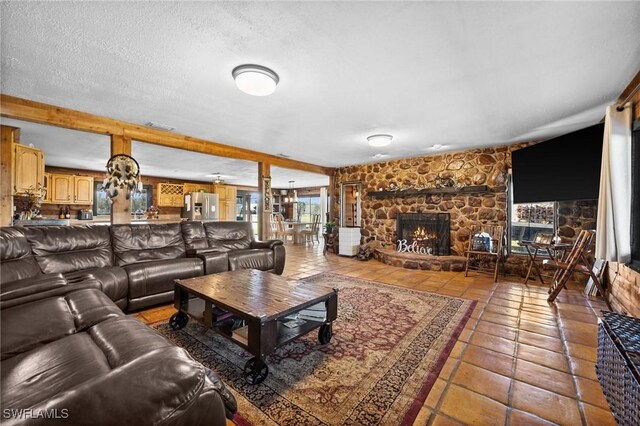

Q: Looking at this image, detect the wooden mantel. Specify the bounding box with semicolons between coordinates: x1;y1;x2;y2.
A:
0;94;334;176
367;185;493;199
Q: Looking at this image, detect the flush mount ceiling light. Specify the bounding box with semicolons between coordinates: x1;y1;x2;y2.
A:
367;134;393;147
432;144;444;150
232;64;279;96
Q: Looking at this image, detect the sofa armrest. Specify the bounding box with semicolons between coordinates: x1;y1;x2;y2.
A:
1;273;67;302
196;251;229;275
0;274;102;310
251;239;284;250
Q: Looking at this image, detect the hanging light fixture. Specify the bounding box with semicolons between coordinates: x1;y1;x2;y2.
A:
232;64;279;96
286;180;298;203
367;134;393;147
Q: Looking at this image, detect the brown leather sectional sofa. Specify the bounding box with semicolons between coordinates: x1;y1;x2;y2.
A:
0;221;285;425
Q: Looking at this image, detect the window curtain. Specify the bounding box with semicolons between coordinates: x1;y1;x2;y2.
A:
596;104;632;263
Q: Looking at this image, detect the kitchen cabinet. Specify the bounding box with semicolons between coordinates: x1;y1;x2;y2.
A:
183;183;212;194
212;184;238;220
13;144;45;194
74;176;94;204
47;174;94;204
157;183;185;207
50;174;73;203
43;173;52;203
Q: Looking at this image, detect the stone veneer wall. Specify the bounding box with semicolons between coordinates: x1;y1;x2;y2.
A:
333;144;521;256
333;144;599;281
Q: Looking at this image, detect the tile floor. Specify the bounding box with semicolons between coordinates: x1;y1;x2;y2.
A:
135;242;616;426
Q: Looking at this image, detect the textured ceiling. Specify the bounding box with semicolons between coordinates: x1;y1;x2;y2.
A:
1;2;639;170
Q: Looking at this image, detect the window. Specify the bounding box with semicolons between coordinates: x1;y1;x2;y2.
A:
509;202;556;254
630;118;640;271
93;182;153;216
297;194;321;223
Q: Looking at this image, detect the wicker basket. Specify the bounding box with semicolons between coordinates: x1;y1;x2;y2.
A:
596;311;640;426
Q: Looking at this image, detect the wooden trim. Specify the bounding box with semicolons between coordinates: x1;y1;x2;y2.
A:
0;94;334;176
110;134;132;224
1;126;19;226
617;69;640;104
257;162;270;241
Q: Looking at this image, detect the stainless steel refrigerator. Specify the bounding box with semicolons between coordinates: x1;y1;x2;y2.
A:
182;192;219;221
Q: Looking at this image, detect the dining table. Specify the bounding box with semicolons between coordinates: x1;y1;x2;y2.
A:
283;221;311;244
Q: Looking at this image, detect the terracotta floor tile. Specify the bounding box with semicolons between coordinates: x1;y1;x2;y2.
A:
511;381;582;425
575;377;610;409
558;310;598;324
470;331;516;356
565;341;598;362
517;344;570;373
569;357;598;381
425;378;447;409
462;345;514;377
474;321;517;341
509;409;556;425
479;311;519;328
430;415;463;426
412;406;431;426
487;297;522;309
581;402;617;426
438;357;458;380
439;385;507;425
451;362;511;404
519;319;561;338
517;330;564;353
514;359;577;398
449;341;466;359
457;328;472;343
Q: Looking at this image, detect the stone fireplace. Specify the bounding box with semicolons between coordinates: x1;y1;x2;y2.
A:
396;213;450;256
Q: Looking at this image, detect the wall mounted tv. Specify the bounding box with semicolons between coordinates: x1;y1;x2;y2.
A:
512;123;604;203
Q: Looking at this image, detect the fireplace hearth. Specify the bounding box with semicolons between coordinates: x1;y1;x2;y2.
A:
396;213;450;256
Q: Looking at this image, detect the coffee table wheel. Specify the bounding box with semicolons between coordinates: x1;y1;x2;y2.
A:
319;323;333;344
169;311;189;330
244;357;268;385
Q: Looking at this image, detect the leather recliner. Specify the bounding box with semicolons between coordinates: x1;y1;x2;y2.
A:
20;225;129;309
182;221;285;275
0;285;236;425
110;223;204;311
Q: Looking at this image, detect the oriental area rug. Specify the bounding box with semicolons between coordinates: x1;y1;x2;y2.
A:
153;273;476;426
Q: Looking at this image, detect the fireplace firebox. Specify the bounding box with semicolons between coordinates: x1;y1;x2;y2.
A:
396;213;450;256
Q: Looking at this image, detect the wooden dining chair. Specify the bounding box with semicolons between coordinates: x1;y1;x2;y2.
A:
464;225;504;282
300;214;321;244
545;230;612;309
274;213;295;244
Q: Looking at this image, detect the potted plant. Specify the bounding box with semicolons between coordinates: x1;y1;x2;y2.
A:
325;220;336;234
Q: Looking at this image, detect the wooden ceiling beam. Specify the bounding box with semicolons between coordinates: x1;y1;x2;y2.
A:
0;94;334;176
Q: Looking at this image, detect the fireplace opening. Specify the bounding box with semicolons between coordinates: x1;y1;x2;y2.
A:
396;213;450;256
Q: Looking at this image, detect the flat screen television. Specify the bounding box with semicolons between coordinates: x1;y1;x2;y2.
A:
512;123;604;203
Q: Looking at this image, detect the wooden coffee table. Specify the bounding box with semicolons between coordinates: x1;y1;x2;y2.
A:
169;269;338;385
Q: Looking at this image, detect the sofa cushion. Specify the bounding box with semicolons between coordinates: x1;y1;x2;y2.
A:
0;228;41;284
227;249;274;271
64;267;128;308
22;225;113;274
0;289;122;361
111;223;186;266
124;258;203;300
203;221;253;251
181;221;208;250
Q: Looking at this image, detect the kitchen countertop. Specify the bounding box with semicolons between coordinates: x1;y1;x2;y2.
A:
14;216;188;226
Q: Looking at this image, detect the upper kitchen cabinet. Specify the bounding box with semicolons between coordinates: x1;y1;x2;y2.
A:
47;174;94;204
157;182;184;207
73;176;94;204
13;143;44;194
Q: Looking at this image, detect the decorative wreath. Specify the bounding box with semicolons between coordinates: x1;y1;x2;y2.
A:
102;154;141;200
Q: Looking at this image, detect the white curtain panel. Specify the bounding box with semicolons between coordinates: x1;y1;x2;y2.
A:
596;104;632;263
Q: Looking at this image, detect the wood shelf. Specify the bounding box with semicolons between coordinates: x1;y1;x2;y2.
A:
367;185;492;199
